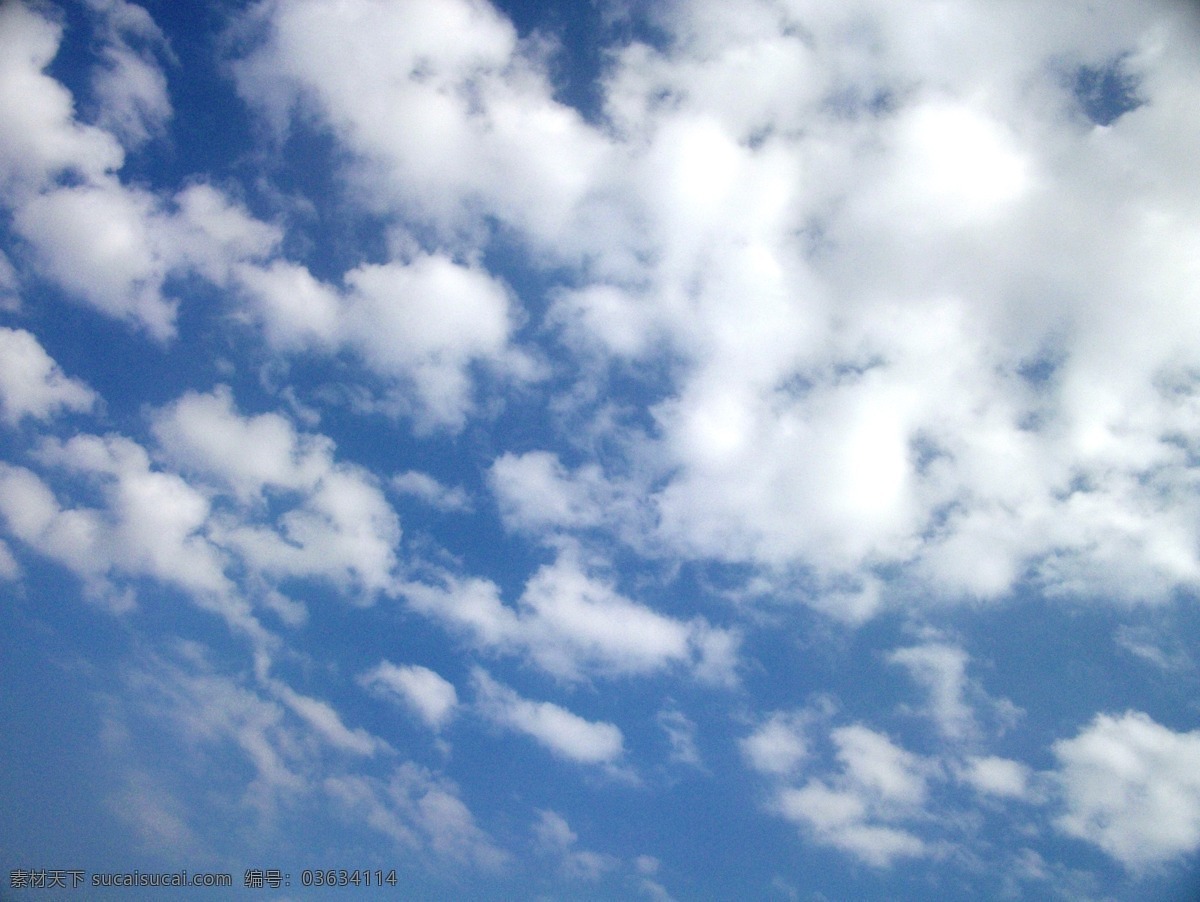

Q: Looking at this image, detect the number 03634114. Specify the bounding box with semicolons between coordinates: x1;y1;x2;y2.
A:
300;869;398;887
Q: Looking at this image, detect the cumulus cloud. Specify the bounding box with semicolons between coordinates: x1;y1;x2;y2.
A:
231;0;606;244
490;451;608;533
741;711;810;778
472;669;623;766
958;755;1033;801
236;252;529;430
0;327;97;423
0;385;402;635
215;0;1200;617
0;1;124;196
403;554;737;683
0;436;231;609
360;662;459;730
1053;711;1200;869
763;722;934;867
154;386;401;598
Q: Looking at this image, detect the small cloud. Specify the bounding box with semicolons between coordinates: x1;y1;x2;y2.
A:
957;755;1033;800
741;711;809;777
657;707;702;768
532;809;619;881
472;669;624;766
1114;624;1192;673
391;469;472;512
360;661;459;730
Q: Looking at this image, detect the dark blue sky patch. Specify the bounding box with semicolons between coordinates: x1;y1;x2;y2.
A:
1072;55;1145;126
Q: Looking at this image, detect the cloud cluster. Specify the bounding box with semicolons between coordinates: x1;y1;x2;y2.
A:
3;0;1200;891
772;722;933;867
226;0;1200;612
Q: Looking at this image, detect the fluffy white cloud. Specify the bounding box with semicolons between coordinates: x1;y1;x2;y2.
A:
403;554;737;683
490;451;607;533
341;255;519;429
770;723;934;867
472;669;623;766
1053;711;1200;869
0;1;123;197
0;385;402;633
152;385;333;500
741;711;810;778
0;327;97;423
155;386;401;598
236;252;526;430
232;0;606;244
0;437;230;606
15;182;180;339
360;662;459;730
958;755;1032;800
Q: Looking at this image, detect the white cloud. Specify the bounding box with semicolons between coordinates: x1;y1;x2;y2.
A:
119;639;508;871
958;755;1032;800
325;765;507;869
232;0;606;244
270;681;385;757
236;252;527;430
0;539;20;581
1114;624;1193;673
360;661;459;730
490;451;607;532
657;708;702;768
741;711;809;778
13;175;280;341
0;1;124;197
341;255;519;430
888;641;974;741
152;385;333;500
403;554;737;683
770;723;934;867
85;0;174;149
15;182;179;339
0;327;97;423
154;386;401;598
533;810;619;881
0;385;402;632
390;471;472;513
1053;710;1200;869
472;669;623;766
0;436;230;604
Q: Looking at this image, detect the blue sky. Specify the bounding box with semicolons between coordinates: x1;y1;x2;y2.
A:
2;1;1200;899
